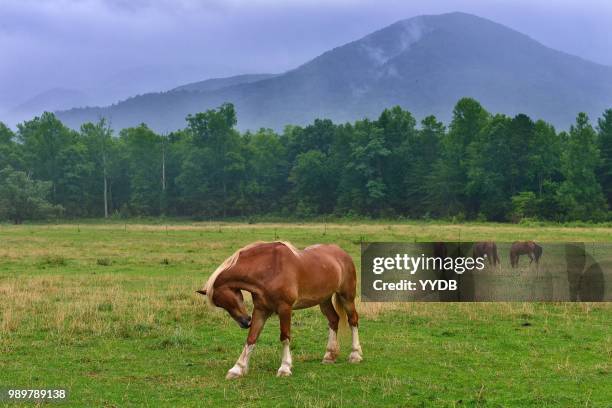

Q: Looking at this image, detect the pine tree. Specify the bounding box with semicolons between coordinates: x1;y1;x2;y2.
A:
558;113;607;220
596;109;612;207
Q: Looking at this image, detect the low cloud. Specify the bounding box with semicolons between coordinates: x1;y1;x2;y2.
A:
1;0;611;124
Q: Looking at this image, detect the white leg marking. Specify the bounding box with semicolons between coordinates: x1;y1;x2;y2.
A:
348;325;363;363
277;339;292;377
226;343;254;379
322;327;339;363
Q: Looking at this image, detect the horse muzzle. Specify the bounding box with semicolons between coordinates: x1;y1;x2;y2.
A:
238;316;252;329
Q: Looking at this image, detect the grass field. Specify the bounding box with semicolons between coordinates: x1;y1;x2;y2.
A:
0;221;610;407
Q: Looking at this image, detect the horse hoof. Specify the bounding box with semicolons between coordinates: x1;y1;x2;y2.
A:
322;351;337;364
348;351;363;363
277;367;292;377
322;357;336;364
226;367;244;380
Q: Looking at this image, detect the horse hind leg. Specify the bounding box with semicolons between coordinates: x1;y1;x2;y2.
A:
276;303;293;377
489;249;498;266
338;294;362;363
319;298;339;363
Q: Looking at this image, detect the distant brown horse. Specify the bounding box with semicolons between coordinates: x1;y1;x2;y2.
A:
510;241;543;268
473;241;500;266
197;241;362;379
433;242;448;259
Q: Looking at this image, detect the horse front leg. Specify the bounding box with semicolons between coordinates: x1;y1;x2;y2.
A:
226;308;269;380
277;303;293;377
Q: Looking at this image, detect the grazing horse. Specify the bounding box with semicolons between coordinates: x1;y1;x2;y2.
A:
473;241;500;266
196;241;362;379
433;242;448;259
510;241;543;268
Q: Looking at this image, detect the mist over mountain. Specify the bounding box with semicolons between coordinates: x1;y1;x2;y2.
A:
0;63;233;127
8;88;91;125
171;74;278;93
56;12;612;132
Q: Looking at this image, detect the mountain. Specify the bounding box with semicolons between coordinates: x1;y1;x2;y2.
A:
8;88;90;125
57;12;612;132
171;74;278;93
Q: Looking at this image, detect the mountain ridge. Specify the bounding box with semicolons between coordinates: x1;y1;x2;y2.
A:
56;12;612;132
171;73;278;93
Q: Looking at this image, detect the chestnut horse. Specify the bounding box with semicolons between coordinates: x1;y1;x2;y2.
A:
473;241;500;266
510;241;543;268
196;241;362;379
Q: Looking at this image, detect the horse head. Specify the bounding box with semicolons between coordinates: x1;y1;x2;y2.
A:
197;286;251;329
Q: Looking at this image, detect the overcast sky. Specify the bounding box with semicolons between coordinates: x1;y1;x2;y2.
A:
2;0;612;117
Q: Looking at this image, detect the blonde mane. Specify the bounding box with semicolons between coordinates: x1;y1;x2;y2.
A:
202;241;301;306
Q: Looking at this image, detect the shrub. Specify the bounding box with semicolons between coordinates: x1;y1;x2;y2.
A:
38;254;67;267
96;258;112;266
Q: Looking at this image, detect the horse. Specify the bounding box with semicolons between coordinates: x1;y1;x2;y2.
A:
196;241;362;379
510;241;543;268
433;242;448;259
473;241;500;266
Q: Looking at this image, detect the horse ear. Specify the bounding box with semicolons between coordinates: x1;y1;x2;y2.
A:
196;289;207;296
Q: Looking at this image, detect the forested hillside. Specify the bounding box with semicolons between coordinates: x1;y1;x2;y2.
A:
1;98;611;223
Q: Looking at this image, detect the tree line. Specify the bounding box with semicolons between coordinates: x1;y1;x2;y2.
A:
1;98;611;223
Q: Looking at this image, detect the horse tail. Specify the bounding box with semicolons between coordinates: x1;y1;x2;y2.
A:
493;243;500;265
333;293;350;340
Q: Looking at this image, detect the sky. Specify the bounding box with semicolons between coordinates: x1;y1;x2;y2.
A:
1;0;612;123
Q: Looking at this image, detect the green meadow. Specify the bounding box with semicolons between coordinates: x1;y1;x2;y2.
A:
0;222;610;407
